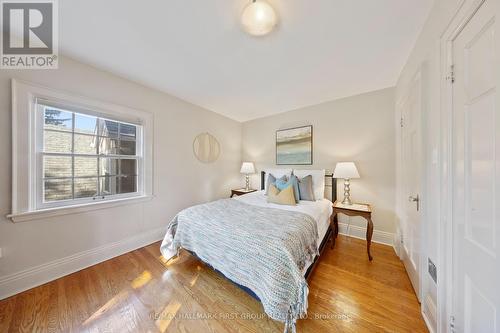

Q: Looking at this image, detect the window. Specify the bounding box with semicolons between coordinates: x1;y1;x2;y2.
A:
39;101;143;208
10;80;153;222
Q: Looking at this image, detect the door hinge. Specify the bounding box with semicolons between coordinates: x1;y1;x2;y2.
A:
446;65;455;83
450;315;456;332
400;117;404;128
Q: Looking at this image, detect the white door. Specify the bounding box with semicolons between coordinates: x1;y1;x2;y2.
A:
452;0;500;331
401;72;422;301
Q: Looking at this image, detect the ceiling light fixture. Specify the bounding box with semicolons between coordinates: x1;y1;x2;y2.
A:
241;0;278;36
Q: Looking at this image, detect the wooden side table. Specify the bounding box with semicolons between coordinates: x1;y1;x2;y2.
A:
230;188;257;198
331;201;374;261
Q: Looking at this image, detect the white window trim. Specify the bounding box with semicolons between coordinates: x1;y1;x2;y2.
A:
35;101;144;210
8;79;154;223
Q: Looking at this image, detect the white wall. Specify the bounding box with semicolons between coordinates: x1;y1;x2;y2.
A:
242;88;396;237
0;56;242;299
395;1;464;332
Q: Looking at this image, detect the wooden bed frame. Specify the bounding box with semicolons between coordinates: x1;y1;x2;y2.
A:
260;171;338;280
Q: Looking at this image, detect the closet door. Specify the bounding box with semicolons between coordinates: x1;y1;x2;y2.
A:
400;71;423;301
451;0;500;331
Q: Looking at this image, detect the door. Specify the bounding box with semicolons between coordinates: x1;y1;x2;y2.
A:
401;72;423;301
452;0;500;331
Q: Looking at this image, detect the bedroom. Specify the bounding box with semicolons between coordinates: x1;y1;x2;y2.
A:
0;1;499;332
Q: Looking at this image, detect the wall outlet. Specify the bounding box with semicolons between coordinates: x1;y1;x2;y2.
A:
0;247;3;258
428;258;437;283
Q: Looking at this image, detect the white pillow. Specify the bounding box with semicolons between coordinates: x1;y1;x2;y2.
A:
263;168;292;191
293;169;325;200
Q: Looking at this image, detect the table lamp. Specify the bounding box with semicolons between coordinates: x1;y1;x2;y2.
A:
240;162;256;191
333;162;360;205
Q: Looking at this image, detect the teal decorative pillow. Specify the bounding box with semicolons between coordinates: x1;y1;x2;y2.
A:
266;174;288;195
275;175;300;203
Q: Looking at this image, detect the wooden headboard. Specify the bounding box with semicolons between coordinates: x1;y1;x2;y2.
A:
260;171;337;203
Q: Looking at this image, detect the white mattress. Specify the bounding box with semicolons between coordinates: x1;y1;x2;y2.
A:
234;190;333;274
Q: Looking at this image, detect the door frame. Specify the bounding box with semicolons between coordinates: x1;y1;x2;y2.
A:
439;0;487;331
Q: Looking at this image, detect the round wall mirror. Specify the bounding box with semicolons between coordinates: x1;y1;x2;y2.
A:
193;132;220;163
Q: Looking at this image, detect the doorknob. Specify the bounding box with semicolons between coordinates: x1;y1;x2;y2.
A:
408;195;419;211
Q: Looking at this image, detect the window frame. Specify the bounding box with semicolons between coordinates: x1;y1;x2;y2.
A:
10;79;154;222
36;101;144;209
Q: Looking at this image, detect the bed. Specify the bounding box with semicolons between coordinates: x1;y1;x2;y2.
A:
160;170;337;332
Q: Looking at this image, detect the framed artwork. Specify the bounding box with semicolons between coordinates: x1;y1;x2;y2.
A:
276;125;313;165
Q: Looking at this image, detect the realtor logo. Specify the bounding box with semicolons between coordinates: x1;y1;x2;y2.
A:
1;0;58;69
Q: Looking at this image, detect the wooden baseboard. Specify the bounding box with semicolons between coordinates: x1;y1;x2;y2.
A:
0;227;165;300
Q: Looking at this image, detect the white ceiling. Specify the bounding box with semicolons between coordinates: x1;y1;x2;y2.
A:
60;0;434;122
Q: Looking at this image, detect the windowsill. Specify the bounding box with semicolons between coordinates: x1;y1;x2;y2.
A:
7;195;154;223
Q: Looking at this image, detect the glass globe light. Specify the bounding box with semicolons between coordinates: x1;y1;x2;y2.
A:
241;1;278;36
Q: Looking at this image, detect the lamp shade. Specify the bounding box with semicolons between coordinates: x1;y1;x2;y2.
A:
333;162;360;179
240;162;256;174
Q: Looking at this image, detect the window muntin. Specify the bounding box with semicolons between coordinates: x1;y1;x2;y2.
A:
39;102;142;207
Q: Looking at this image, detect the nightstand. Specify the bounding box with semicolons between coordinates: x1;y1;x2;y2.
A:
230;188;257;198
331;201;374;261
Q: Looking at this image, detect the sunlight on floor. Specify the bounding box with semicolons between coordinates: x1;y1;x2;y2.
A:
190;265;202;287
82;290;129;326
131;270;152;289
155;300;182;333
158;254;180;267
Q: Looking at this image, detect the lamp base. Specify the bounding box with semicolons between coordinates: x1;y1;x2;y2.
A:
341;178;353;205
341;197;353;205
245;174;250;191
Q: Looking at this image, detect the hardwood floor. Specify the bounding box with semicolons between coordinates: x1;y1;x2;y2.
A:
0;236;428;332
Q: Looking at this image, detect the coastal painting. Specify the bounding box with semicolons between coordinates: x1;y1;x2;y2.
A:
276;125;312;165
